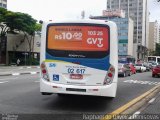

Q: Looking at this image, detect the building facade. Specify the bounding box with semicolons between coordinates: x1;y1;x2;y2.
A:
148;21;160;52
0;0;7;9
107;0;149;60
90;15;134;57
159;25;160;43
6;33;41;65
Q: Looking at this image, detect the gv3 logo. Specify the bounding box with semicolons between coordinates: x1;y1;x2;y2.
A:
87;38;103;48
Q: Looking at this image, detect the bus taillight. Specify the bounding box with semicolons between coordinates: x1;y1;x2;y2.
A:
41;62;49;81
103;65;115;85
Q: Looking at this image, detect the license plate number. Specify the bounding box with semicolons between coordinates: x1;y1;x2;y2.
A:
70;74;83;79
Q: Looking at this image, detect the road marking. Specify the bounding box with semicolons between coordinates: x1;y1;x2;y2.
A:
27;67;31;68
101;85;160;120
12;73;20;76
31;72;37;74
0;81;9;84
123;80;160;86
128;111;141;119
148;98;156;103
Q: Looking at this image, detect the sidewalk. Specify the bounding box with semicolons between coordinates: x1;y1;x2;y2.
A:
0;66;40;76
0;66;40;69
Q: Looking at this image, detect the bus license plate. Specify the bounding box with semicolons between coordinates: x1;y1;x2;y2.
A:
70;74;83;80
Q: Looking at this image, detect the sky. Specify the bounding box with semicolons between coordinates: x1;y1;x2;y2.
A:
7;0;160;22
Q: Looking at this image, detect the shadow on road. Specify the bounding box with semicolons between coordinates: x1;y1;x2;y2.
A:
43;94;115;113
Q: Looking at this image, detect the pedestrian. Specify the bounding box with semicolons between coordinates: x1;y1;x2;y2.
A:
17;59;20;66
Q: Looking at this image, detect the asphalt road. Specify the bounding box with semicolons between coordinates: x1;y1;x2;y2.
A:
0;71;159;120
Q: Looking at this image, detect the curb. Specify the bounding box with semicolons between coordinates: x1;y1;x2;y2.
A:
101;85;160;120
23;66;40;69
0;72;40;76
0;66;40;69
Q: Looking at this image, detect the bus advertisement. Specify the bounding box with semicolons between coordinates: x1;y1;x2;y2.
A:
40;20;118;97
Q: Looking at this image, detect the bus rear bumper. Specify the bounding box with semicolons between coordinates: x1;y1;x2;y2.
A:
40;79;117;97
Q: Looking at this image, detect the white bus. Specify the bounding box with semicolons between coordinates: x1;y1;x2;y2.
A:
40;20;118;97
147;56;160;64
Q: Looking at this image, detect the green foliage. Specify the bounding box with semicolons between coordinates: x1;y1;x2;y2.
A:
5;12;37;35
0;7;37;36
0;8;40;65
35;23;42;32
0;8;7;22
154;43;160;56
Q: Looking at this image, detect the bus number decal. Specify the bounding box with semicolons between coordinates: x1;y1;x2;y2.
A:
76;69;85;74
67;68;85;74
68;68;74;74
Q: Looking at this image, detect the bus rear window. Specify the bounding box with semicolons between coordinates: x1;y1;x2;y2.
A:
148;57;156;62
47;24;110;58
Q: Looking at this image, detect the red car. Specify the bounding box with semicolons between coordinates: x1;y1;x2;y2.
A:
152;65;160;77
129;64;136;74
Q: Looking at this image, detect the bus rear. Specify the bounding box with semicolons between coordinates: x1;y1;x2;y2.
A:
40;20;118;97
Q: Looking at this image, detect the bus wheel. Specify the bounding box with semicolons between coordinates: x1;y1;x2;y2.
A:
41;92;52;95
102;96;115;100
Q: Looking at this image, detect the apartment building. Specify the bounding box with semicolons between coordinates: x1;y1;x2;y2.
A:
0;0;7;9
148;21;159;52
90;9;134;57
107;0;149;60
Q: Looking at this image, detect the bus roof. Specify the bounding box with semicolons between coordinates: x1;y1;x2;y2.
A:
42;19;116;26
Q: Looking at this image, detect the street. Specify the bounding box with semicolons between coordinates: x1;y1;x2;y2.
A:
0;68;159;119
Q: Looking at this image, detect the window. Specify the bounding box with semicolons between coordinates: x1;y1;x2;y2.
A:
46;24;110;58
2;4;7;8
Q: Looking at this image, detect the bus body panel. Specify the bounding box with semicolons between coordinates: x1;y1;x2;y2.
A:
40;19;118;97
44;61;109;86
40;78;117;97
147;56;160;64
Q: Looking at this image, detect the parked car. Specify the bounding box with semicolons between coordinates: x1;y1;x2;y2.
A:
128;64;136;74
152;65;160;77
143;62;151;71
134;63;146;72
118;63;131;77
151;62;159;68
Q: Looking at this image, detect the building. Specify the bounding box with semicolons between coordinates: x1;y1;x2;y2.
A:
90;9;134;58
148;21;160;53
107;0;149;60
0;0;7;9
158;25;160;43
6;33;40;65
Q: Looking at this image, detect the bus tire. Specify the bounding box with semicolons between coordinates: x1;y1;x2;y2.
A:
41;92;52;95
102;96;115;100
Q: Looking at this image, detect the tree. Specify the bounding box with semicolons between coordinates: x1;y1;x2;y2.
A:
0;7;40;65
5;12;37;65
154;43;160;56
0;8;9;64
